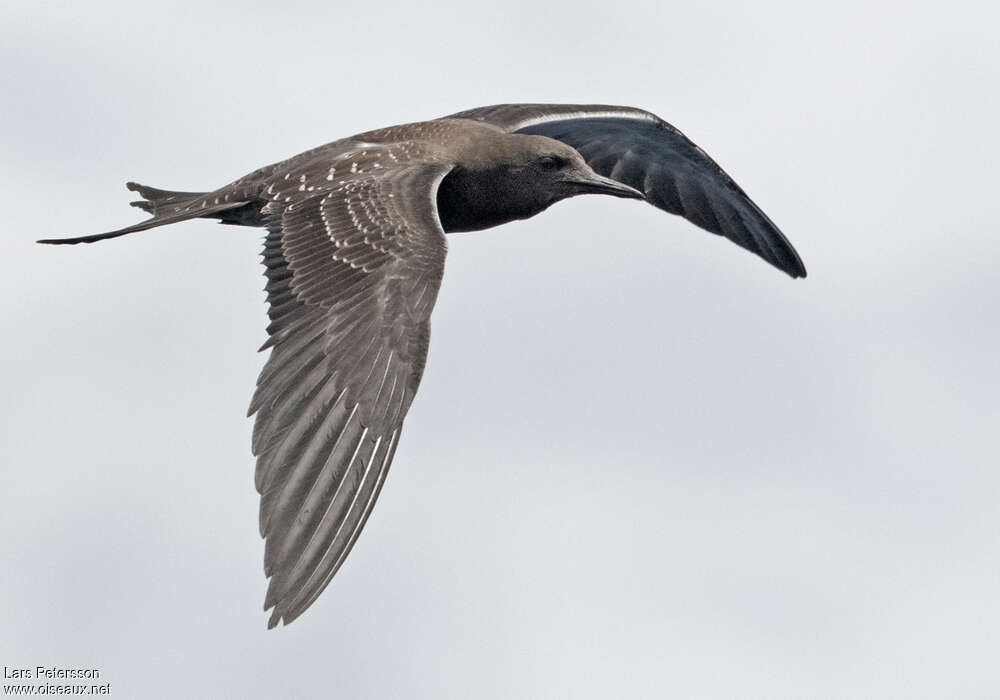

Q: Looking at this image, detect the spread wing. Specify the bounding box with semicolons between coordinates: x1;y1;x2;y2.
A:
248;152;451;627
448;104;806;278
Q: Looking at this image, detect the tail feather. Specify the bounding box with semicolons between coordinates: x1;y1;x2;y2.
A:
38;181;254;245
125;182;206;217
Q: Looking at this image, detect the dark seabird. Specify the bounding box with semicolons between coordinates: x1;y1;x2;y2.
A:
40;104;806;628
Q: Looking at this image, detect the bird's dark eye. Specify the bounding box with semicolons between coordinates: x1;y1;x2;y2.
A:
536;155;563;170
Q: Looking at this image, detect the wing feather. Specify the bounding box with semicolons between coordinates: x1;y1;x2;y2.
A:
249;152;451;627
448;104;806;277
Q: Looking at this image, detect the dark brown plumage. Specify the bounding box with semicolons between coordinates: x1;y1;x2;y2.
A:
39;104;805;628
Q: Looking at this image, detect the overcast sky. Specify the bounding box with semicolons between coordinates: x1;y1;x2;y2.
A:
2;0;998;697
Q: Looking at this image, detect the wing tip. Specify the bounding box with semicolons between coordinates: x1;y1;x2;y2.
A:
264;585;285;629
780;244;808;279
264;597;305;629
784;257;808;279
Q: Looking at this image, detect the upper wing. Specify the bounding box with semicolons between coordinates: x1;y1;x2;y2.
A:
248;151;451;627
447;104;806;278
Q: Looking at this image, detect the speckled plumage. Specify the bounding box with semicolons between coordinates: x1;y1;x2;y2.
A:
40;104;805;628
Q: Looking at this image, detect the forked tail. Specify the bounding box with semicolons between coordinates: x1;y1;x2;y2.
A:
38;182;254;245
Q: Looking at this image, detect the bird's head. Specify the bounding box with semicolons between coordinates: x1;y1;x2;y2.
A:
435;130;644;233
504;135;644;204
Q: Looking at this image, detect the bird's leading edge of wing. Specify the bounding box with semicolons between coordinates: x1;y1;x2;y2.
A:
448;104;806;278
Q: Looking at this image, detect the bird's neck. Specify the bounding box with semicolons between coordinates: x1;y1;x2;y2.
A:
436;165;556;233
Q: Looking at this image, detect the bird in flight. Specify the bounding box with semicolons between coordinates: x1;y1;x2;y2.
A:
40;104;806;628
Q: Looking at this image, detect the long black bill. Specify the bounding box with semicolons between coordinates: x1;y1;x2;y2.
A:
569;173;645;199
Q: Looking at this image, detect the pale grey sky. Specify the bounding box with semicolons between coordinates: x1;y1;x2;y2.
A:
2;0;998;697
